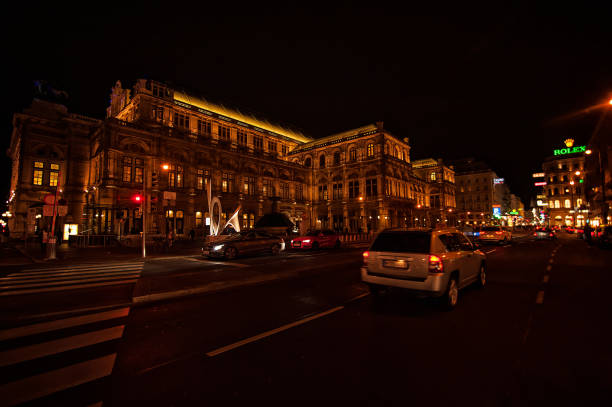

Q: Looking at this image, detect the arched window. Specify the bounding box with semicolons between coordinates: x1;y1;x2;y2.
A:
349;148;357;161
333;151;341;165
304;157;311;168
564;199;571;208
319;154;326;168
554;188;559;195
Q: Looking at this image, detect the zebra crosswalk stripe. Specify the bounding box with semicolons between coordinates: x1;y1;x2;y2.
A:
0;307;129;406
0;262;145;296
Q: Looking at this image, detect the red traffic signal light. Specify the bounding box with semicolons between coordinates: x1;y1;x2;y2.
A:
132;194;142;203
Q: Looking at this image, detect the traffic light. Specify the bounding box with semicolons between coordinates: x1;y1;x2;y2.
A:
151;172;159;190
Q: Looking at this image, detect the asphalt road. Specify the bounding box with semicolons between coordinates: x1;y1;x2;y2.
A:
2;236;611;406
106;235;610;407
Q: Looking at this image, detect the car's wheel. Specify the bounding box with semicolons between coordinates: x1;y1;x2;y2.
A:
334;239;341;249
270;244;280;255
476;264;486;288
225;246;237;260
312;241;319;250
442;276;459;310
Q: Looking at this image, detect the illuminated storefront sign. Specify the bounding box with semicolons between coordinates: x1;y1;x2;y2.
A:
553;145;586;156
509;210;519;215
494;178;504;184
532;172;545;178
534;181;547;186
492;205;501;219
536;200;548;206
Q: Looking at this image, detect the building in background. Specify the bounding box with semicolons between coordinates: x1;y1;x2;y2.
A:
584;112;611;226
541;139;587;227
449;158;523;226
411;158;457;226
6;79;452;241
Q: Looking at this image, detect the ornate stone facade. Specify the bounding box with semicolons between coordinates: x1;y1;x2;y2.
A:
7;79;456;240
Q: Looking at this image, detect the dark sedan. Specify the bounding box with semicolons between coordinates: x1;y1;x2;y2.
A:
533;228;556;240
203;231;285;259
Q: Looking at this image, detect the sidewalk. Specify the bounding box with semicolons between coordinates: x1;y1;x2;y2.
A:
0;239;205;268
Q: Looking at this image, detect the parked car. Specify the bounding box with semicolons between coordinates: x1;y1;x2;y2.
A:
478;225;512;244
290;230;341;250
361;227;486;309
533;227;556;240
203;230;285;259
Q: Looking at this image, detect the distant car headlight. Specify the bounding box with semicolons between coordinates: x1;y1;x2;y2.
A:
213;244;224;251
303;239;311;243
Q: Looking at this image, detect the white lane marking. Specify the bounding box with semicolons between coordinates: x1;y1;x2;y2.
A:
0;353;116;407
0;279;138;297
188;258;250;267
206;306;344;357
546;265;552;272
0;273;141;290
535;290;545;304
485;249;497;254
0;307;130;341
348;292;369;302
542;275;550;283
2;266;143;280
0;325;124;367
19;263;144;273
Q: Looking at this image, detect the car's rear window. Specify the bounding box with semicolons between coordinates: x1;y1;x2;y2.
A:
481;226;500;231
370;231;431;253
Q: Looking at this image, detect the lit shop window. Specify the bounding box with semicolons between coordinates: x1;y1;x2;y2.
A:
196;211;203;227
222;172;233;193
564;199;571;208
49;164;59;187
367;143;375;157
33;161;44;185
196;169;209;190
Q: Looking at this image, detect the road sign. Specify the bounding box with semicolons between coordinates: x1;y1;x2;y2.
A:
43;194;56;205
43;205;68;216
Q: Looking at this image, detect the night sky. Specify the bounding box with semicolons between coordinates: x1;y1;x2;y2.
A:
3;3;611;208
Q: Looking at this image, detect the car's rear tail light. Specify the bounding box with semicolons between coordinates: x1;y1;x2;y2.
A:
533;232;537;236
363;251;369;265
428;255;444;273
550;233;554;237
495;231;502;235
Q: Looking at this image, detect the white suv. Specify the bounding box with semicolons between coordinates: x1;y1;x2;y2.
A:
478;225;512;244
361;228;486;309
